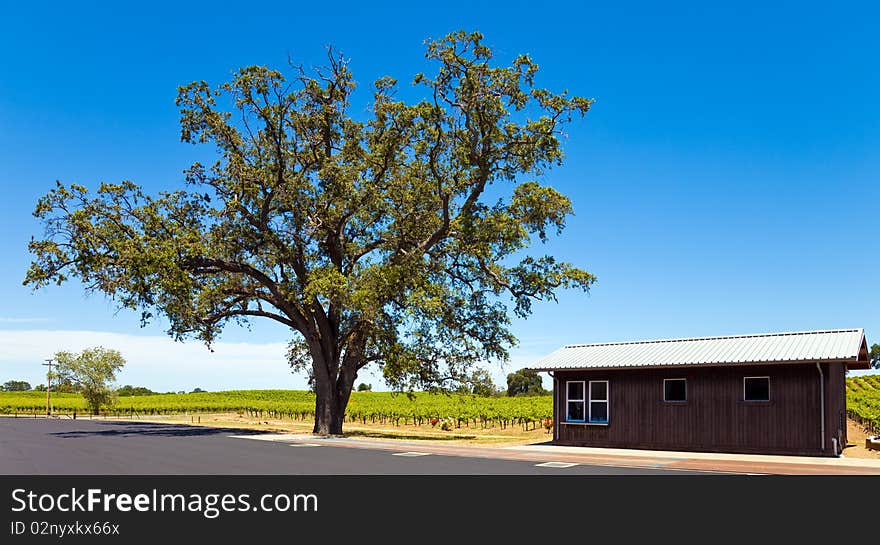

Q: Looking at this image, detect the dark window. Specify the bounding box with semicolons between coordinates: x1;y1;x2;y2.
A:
567;402;585;422
590;401;608;422
664;378;687;402
588;381;609;423
590;381;607;400
744;377;770;401
566;381;585;422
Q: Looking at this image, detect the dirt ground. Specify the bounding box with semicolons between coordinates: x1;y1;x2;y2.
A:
118;412;552;445
842;419;880;459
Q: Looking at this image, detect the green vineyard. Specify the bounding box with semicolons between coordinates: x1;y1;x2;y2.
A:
846;375;880;434
0;390;553;430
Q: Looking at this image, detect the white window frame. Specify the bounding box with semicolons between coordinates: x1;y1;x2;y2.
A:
743;376;770;402
565;380;585;422
663;378;687;402
588;380;609;423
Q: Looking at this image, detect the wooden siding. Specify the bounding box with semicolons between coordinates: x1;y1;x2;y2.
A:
553;363;846;456
826;362;847;453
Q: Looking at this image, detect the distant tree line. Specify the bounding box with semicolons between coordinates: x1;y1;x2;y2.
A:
1;380;31;392
352;368;548;398
115;385;156;396
5;371;549;397
3;381;207;396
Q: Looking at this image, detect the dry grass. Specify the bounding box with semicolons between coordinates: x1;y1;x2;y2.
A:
118;412;553;446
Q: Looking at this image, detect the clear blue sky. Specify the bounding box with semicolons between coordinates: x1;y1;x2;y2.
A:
1;1;877;391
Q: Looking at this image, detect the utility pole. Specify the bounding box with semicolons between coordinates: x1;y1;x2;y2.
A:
42;358;53;416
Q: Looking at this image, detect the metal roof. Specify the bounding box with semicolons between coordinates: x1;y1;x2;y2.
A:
529;328;869;371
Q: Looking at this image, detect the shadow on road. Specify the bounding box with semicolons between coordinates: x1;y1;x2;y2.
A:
50;421;269;439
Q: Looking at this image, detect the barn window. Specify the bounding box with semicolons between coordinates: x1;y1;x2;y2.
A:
743;376;770;401
588;380;609;423
566;381;585;422
663;378;687;402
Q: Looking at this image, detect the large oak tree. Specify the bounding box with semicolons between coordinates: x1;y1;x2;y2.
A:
25;31;595;434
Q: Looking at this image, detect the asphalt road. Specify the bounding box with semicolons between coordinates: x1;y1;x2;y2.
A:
0;418;705;475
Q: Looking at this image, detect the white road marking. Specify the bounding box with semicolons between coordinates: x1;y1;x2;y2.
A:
535;461;579;468
228;434;313;442
392;452;432;457
289;443;322;447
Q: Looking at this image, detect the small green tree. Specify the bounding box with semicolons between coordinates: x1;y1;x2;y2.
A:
506;368;545;396
871;343;879;369
2;380;32;391
457;369;498;396
356;383;372;392
51;347;125;414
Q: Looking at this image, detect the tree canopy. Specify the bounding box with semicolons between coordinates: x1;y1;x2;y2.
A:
457;368;499;396
871;343;879;369
24;30;594;433
506;368;546;397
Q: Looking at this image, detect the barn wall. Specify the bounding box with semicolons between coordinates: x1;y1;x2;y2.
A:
825;362;847;453
553;363;836;456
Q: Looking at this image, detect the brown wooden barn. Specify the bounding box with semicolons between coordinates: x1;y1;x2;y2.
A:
531;329;871;457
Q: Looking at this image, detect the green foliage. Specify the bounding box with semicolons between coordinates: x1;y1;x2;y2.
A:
116;385;156;396
456;368;499;396
52;347;125;414
356;383;372;392
1;380;31;392
24;30;593;432
506;368;545;396
50;378;79;393
870;344;879;369
846;375;880;431
191;387;207;393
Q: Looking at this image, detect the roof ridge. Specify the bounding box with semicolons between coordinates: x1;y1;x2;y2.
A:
562;328;864;349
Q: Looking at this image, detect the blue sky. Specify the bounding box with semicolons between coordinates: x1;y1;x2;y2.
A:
1;1;877;391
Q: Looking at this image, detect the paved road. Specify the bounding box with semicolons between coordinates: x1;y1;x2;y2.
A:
0;418;706;475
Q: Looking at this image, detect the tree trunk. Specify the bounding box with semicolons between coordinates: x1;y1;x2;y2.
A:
312;386;353;435
308;326;364;436
313;370;338;434
313;394;344;435
312;360;357;435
